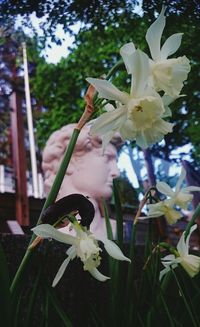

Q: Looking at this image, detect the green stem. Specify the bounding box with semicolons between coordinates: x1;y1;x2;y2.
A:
172;269;198;327
184;203;200;240
159;242;178;256
10;128;80;294
125;222;137;325
105;60;124;80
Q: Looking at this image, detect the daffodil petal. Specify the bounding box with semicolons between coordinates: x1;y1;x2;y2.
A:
86;77;129;103
138;215;159;220
159;266;170;281
90;106;126;137
145;6;166;61
120;42;136;74
101;238;131;262
160;256;180;280
162;94;178;107
32;224;76;245
177;224;197;256
185;224;197;250
135;119;173;149
52;255;72;287
89;268;110;282
161;33;183;59
177;233;187;258
101;131;116;153
184;186;200;193
181;254;200;277
175;167;186;192
120;119;136;141
162;105;172;118
161;254;176;264
162;94;176;117
156;181;175;197
130;49;150;96
147;202;166;217
165;208;182;225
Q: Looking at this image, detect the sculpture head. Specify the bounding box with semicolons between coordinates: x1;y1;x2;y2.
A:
42;124;120;201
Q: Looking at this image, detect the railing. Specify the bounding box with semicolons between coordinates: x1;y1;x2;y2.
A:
0;164;45;198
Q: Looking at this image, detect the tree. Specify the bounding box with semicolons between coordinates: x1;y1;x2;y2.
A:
30;10;149;147
1;1;200;163
0;0;138;44
30;5;200;163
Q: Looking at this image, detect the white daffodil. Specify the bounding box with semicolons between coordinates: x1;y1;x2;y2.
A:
156;167;200;209
146;7;191;97
160;224;200;280
32;223;130;286
87;48;173;150
146;199;182;225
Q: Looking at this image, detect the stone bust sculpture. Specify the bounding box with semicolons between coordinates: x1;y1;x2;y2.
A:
42;123;120;238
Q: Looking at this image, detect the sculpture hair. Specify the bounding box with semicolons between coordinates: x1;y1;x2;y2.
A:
42;123;122;194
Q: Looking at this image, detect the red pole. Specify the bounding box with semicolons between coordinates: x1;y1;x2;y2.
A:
10;92;29;226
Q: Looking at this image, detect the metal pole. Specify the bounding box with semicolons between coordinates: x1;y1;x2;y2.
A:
10;92;29;226
22;42;39;198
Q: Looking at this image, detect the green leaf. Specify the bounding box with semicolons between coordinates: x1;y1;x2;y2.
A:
0;243;12;327
24;267;43;327
101;197;113;240
113;178;123;248
45;284;73;327
172;269;199;327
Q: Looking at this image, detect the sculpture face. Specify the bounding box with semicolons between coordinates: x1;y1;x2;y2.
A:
61;143;120;200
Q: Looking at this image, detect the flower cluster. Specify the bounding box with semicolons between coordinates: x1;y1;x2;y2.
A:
144;167;200;225
160;224;200;280
32;222;130;286
86;7;190;151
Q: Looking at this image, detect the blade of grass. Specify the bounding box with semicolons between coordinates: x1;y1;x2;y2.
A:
44;288;49;327
112;179;123;248
184;204;200;240
137;313;146;327
159;290;176;327
125;222;137;326
101;197;113;240
101;197;118;325
172;269;198;327
45;283;73;327
88;302;107;327
24;266;43;327
0;243;12;327
174;269;200;325
13;292;22;327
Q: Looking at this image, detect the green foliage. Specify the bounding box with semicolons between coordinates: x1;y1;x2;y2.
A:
0;0;138;43
1;1;200;162
112;172;139;208
31;11;149;147
102;188;200;327
0;243;12;327
28;4;200;165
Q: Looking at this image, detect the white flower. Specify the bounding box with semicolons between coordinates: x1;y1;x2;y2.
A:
32;223;130;286
160;224;200;280
156;167;200;209
147;199;182;225
146;7;191;96
142;167;200;225
87;48;173;150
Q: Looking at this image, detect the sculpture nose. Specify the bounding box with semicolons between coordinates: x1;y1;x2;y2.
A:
111;162;120;179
